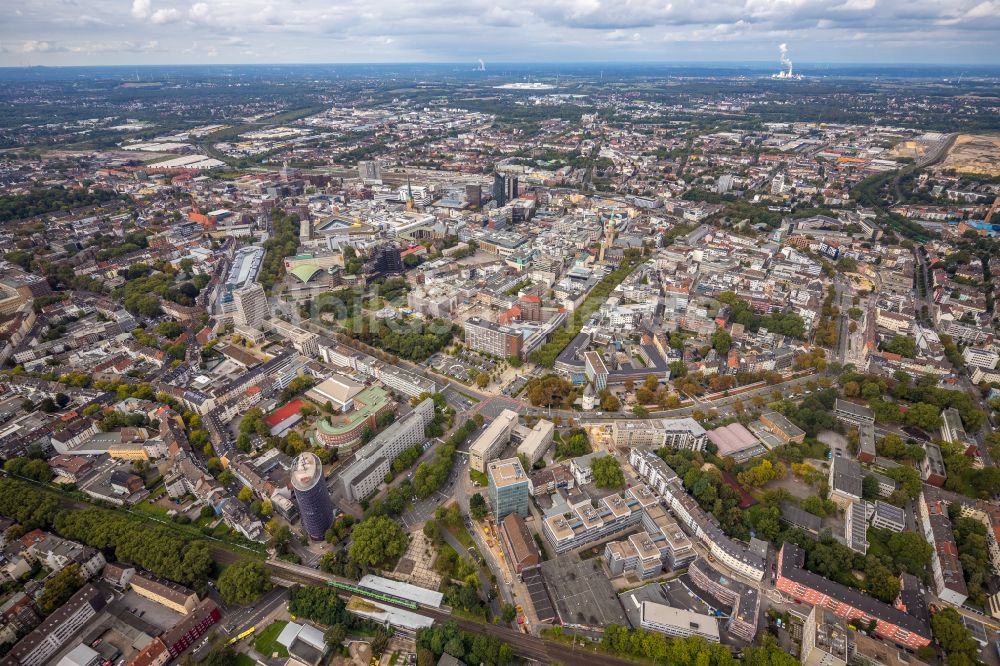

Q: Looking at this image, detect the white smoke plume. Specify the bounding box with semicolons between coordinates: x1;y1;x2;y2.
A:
477;58;486;71
779;43;791;69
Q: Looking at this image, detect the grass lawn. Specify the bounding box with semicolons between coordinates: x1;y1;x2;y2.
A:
195;513;216;528
234;654;256;666
253;620;289;658
447;523;476;550
132;499;170;518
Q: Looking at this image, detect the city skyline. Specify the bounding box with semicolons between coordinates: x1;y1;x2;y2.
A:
2;0;999;67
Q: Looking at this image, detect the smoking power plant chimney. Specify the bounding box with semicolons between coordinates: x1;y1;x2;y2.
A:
773;43;800;79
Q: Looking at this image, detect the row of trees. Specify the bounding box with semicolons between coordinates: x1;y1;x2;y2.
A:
350;318;456;362
416;621;513;666
813;286;840;348
411;417;480;499
37;564;84;615
118;262;208;316
3;457;52;483
591;455;624;488
737;458;786;488
842;370;985;433
951;505;991;608
286;584;386;654
716;291;807;339
0;186;119;222
217;560;271;605
554;430;591;460
287;584;349;625
799;530;931;603
529;258;641;367
0;479;214;587
770;388;840;437
347;515;409;569
257;211;300;293
524;374;577;409
932;608;981;666
601;626;795;666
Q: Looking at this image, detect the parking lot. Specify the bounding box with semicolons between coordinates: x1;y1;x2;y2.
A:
117;590;184;631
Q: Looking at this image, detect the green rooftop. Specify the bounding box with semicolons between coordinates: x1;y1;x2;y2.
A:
315;386;391;437
290;263;323;284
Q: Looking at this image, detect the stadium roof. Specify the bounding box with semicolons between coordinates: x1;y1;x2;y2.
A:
290;263;324;284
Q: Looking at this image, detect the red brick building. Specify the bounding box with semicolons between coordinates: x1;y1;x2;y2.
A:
775;543;931;650
161;599;221;657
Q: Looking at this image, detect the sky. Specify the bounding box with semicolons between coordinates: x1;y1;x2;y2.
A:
1;0;999;67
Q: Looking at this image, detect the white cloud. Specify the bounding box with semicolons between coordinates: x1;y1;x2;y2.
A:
19;40;64;53
188;2;210;21
605;29;641;41
151;7;180;23
131;0;151;19
3;0;1000;65
966;0;999;17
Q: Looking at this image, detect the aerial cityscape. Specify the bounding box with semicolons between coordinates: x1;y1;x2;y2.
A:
1;4;1000;666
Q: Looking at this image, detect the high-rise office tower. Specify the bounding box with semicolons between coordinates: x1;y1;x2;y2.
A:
493;173;506;207
233;282;268;329
488;458;529;520
505;176;519;202
290;452;334;540
465;183;482;208
366;245;403;276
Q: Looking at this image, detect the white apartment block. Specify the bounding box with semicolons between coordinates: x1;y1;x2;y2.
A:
263;318;319;357
469;409;519;473
610;418;706;451
874;308;913;336
871;501;905;533
628;449;766;581
516;419;554;465
971;366;1000;385
339;398;435;501
376;364;438;399
963;346;999;370
640;602;720;642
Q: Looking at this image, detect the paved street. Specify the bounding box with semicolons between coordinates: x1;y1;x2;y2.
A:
189;587;289;661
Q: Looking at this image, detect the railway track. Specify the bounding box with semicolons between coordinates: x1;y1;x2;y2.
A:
261;559;654;666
